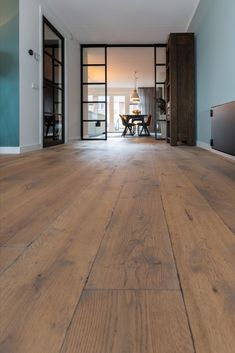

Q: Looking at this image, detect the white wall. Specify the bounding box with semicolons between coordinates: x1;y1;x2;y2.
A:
19;0;80;151
67;39;81;140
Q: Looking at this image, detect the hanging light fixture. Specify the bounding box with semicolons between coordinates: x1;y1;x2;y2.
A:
130;71;140;103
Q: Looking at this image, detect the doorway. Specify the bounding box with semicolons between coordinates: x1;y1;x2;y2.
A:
81;45;167;140
43;17;65;147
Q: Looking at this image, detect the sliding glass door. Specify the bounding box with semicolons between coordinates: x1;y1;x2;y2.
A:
155;45;167;140
81;46;107;140
43;18;64;147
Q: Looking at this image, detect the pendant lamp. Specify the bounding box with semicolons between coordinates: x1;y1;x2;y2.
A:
130;71;140;103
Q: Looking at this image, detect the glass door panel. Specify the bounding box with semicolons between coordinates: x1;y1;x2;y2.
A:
83;47;105;65
155;45;167;140
156;47;166;64
83;103;106;121
43;17;64;147
83;66;106;83
82;84;106;102
83;121;106;139
156;66;166;83
81;46;107;140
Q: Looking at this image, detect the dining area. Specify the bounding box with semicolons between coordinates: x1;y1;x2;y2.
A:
120;114;152;137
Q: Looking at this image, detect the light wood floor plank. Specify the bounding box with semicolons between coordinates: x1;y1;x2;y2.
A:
0;157;114;247
176;157;235;234
0;158;93;219
1;139;234;353
86;181;179;289
0;247;22;273
0;168;124;353
157;159;235;353
152;145;235;234
60;290;195;353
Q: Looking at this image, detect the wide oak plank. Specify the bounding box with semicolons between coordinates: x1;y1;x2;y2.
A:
0;247;22;273
87;181;179;289
60;290;194;353
157;160;235;353
0;169;124;353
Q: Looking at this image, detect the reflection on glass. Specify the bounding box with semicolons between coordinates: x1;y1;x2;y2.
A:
83;121;106;139
156;84;165;99
156;121;167;139
83;103;106;121
43;20;64;146
156;47;166;64
83;84;106;101
55;89;62;114
54;65;62;85
83;48;105;65
45;47;52;55
44;86;53;114
43;115;63;140
54;47;62;62
113;96;125;132
156;67;166;83
83;66;105;83
156;83;167;139
44;54;53;81
44;25;62;61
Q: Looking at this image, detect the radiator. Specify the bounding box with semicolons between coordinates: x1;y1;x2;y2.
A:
211;101;235;156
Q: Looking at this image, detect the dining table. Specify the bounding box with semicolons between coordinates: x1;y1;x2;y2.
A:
123;114;150;136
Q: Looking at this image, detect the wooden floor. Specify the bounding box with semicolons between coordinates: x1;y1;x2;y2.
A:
0;138;235;353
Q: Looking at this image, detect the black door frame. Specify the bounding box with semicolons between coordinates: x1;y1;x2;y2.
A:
81;45;107;140
80;44;166;140
43;17;65;147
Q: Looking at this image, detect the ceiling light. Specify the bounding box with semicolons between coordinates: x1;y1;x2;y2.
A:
130;71;140;103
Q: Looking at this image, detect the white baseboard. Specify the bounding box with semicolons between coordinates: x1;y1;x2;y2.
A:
197;140;235;161
0;147;21;154
20;144;42;153
68;137;80;142
0;144;43;154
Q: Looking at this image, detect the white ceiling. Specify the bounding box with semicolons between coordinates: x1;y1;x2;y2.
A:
46;0;199;44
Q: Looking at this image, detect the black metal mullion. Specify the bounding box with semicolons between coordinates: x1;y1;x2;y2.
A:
43;16;64;147
81;43;167;141
82;82;106;85
81;46;84;139
105;46;107;140
81;45;107;140
82;64;105;67
82;101;106;104
154;45;157;140
83;120;106;122
82;44;166;48
44;51;63;65
44;79;64;90
52;46;55;141
155;45;167;141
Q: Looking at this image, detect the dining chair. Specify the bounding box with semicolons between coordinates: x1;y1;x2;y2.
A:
120;115;135;136
139;114;151;136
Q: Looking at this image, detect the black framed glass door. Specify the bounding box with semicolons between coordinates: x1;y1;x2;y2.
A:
155;45;167;140
43;17;64;147
81;46;107;140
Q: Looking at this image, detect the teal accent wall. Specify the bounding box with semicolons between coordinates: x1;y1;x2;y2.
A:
189;0;235;144
0;0;19;146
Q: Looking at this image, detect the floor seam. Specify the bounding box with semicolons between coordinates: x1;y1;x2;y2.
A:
159;190;198;353
83;288;181;292
58;167;125;353
0;163;115;276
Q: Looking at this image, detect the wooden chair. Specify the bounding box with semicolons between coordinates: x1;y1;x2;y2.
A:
139;114;151;136
120;115;135;136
